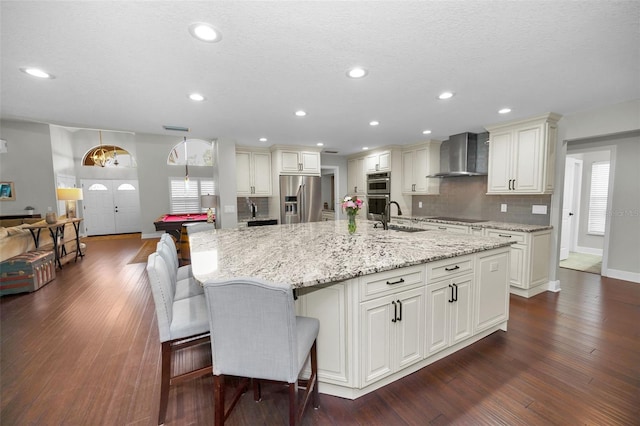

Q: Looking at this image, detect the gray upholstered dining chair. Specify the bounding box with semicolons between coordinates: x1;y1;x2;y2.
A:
146;252;211;425
156;241;204;300
202;278;320;426
160;233;192;280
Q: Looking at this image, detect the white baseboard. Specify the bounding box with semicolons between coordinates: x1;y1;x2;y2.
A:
547;280;561;292
603;268;640;284
575;246;603;256
141;232;164;239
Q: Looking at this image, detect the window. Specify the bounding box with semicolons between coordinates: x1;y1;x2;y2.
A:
169;178;215;214
587;161;609;235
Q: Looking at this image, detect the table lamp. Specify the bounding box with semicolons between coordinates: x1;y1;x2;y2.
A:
57;188;83;219
201;194;217;223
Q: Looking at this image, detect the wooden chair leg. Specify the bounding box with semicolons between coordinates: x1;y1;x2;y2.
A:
158;342;172;425
311;341;319;409
214;374;225;426
288;382;297;426
253;378;261;401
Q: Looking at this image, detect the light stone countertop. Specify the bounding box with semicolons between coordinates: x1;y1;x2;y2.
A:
189;219;514;289
394;216;553;233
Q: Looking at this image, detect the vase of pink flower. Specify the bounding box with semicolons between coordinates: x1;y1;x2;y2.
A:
342;195;363;234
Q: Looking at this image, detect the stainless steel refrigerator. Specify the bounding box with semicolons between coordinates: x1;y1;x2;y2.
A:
280;175;322;224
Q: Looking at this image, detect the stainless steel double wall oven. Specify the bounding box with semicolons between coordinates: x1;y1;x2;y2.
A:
366;172;390;222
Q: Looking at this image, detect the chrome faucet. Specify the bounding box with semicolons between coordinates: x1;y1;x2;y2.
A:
382;201;402;230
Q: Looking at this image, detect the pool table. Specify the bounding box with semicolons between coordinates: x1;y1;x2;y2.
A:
153;213;210;241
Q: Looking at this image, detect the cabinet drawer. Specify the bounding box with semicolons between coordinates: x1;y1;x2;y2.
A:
426;255;474;281
359;265;424;301
485;229;526;244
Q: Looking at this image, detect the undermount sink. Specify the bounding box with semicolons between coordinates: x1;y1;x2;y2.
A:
387;225;429;233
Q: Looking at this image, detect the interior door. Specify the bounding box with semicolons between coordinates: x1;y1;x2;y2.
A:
560;157;582;260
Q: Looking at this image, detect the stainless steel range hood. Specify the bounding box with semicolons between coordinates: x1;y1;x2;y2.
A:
428;132;489;178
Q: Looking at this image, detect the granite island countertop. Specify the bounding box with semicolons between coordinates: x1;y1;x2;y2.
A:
392;216;552;233
189;220;514;289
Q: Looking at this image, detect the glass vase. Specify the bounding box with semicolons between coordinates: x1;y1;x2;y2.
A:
347;212;357;234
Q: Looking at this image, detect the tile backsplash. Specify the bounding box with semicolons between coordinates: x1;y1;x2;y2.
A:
237;197;271;220
411;176;551;226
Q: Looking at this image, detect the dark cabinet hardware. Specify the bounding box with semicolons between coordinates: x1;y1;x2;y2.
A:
397;299;402;321
452;283;458;302
448;284;454;303
444;265;459;271
391;301;397;323
438;226;447;230
386;278;405;286
498;234;512;238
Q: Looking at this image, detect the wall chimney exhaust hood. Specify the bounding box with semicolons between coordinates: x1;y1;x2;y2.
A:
428;132;489;178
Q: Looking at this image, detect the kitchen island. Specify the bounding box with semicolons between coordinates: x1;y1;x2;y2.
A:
190;220;514;399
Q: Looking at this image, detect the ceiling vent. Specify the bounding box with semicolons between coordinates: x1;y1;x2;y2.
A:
323;150;339;154
163;125;190;132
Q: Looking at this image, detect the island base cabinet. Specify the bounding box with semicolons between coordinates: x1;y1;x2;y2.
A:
425;274;474;357
296;281;352;387
359;287;424;388
474;248;510;333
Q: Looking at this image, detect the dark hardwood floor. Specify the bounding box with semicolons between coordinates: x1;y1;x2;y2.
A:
1;235;638;425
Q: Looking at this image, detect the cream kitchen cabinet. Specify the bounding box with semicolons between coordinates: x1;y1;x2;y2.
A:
485;113;560;194
274;149;321;175
419;222;469;234
236;150;272;196
347;157;366;196
364;150;391;173
401;142;441;195
474;248;510;333
484;228;551;298
425;256;475;356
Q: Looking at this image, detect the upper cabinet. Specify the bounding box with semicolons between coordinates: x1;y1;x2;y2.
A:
274;148;321;175
347;157;366;196
401;141;441;195
485;113;561;194
236;149;272;196
365;150;391;173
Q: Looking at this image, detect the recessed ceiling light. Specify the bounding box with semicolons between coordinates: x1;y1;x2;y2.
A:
188;22;222;42
347;67;368;79
259;137;267;142
20;67;54;79
317;142;324;147
362;147;369;151
498;108;512;114
369;121;379;126
438;91;454;100
188;93;205;101
422;130;432;135
295;110;307;117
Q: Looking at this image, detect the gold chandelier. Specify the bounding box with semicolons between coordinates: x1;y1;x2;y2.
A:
90;131;119;167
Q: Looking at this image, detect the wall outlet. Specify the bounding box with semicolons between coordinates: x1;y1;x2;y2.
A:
418;201;423;208
532;205;548;215
501;204;507;212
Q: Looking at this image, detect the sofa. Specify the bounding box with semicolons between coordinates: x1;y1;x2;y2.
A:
0;217;78;263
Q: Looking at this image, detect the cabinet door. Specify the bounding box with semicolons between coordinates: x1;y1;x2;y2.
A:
252;152;272;195
360;297;393;386
365;154;379;172
508;244;526;288
425;282;450;356
449;274;474;345
487;131;513;193
348;157;366;195
281;151;301;172
395;288;424;369
300;151;320;174
513;124;543;193
378;151;391;171
401;150;415;193
413;147;428;193
235;151;252;195
475;249;510;333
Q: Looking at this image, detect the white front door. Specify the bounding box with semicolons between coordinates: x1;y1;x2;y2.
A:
560;157;582;260
81;179;141;235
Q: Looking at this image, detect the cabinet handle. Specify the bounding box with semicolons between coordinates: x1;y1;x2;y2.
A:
438;226;447;230
498;234;512;238
354;186;357;193
448;284;454;303
397;299;402;321
452;283;458;302
391;301;397;323
512;179;516;190
386;278;405;286
444;265;459;271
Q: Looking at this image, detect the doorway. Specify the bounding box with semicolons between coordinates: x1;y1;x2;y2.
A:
81;179;142;235
559;149;612;274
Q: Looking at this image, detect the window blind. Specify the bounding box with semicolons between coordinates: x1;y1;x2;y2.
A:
587;161;609;235
170;178;215;214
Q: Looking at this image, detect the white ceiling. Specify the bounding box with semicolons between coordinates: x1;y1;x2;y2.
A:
1;1;639;155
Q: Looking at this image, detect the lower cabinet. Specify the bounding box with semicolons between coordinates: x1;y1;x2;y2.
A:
359;287;424;387
474;248;510;333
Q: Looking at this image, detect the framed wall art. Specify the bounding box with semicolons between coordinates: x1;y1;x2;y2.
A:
0;181;15;200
